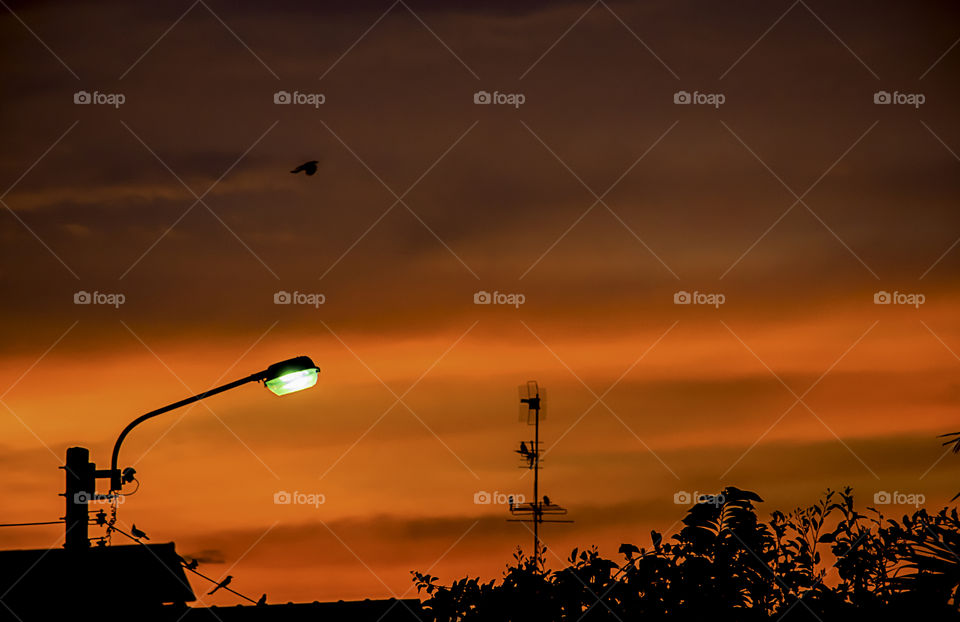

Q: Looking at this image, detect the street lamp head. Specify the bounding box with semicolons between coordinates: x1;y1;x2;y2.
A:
263;356;320;396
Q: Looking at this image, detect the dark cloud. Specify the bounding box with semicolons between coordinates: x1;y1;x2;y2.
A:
182;548;226;564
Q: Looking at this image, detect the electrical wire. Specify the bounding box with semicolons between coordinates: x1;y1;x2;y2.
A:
107;523;260;605
122;477;141;495
4;485;261;602
183;566;259;605
105;523;141;544
0;520;64;527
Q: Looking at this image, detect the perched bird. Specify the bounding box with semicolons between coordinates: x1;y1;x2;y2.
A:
256;594;267;606
290;160;319;176
543;495;551;506
208;575;233;595
131;524;149;540
519;441;528;455
184;559;199;571
121;467;137;485
508;495;514;510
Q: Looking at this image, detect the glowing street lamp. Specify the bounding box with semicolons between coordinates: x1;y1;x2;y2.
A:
107;356;319;491
264;356;319;396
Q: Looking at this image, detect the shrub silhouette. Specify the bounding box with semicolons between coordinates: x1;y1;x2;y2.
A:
413;487;960;621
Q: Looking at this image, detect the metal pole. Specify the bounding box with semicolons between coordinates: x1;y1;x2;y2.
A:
63;447;94;550
533;405;540;570
109;372;263;490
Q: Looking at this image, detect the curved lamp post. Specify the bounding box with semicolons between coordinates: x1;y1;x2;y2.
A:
107;355;319;491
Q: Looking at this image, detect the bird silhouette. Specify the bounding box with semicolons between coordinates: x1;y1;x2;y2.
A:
543;495;551;506
256;594;267;606
508;495;514;510
290;160;318;176
131;524;149;540
519;441;529;455
208;575;233;595
184;559;199;570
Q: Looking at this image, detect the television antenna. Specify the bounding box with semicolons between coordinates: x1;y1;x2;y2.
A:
508;381;572;570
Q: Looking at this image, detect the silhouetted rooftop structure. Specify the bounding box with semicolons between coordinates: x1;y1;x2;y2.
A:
0;541;423;621
181;598;423;621
0;542;193;621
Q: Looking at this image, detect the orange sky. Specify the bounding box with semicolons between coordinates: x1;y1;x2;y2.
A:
1;0;960;605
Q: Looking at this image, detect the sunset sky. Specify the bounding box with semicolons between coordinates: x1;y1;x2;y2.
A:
1;0;960;605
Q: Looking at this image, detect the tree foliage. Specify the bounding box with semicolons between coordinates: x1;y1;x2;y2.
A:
412;487;960;621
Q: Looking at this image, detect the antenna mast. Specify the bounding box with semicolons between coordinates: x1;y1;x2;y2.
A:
508;381;573;570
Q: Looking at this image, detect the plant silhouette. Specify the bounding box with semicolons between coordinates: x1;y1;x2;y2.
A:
413;487;960;620
942;431;960;501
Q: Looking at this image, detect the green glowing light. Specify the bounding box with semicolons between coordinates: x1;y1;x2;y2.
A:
263;356;319;396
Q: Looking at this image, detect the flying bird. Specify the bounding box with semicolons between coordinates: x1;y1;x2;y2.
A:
208;575;233;595
131;524;149;540
256;594;267;606
290;160;318;176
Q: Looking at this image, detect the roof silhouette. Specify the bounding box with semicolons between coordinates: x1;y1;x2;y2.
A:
0;542;423;621
181;598;423;621
0;542;193;620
